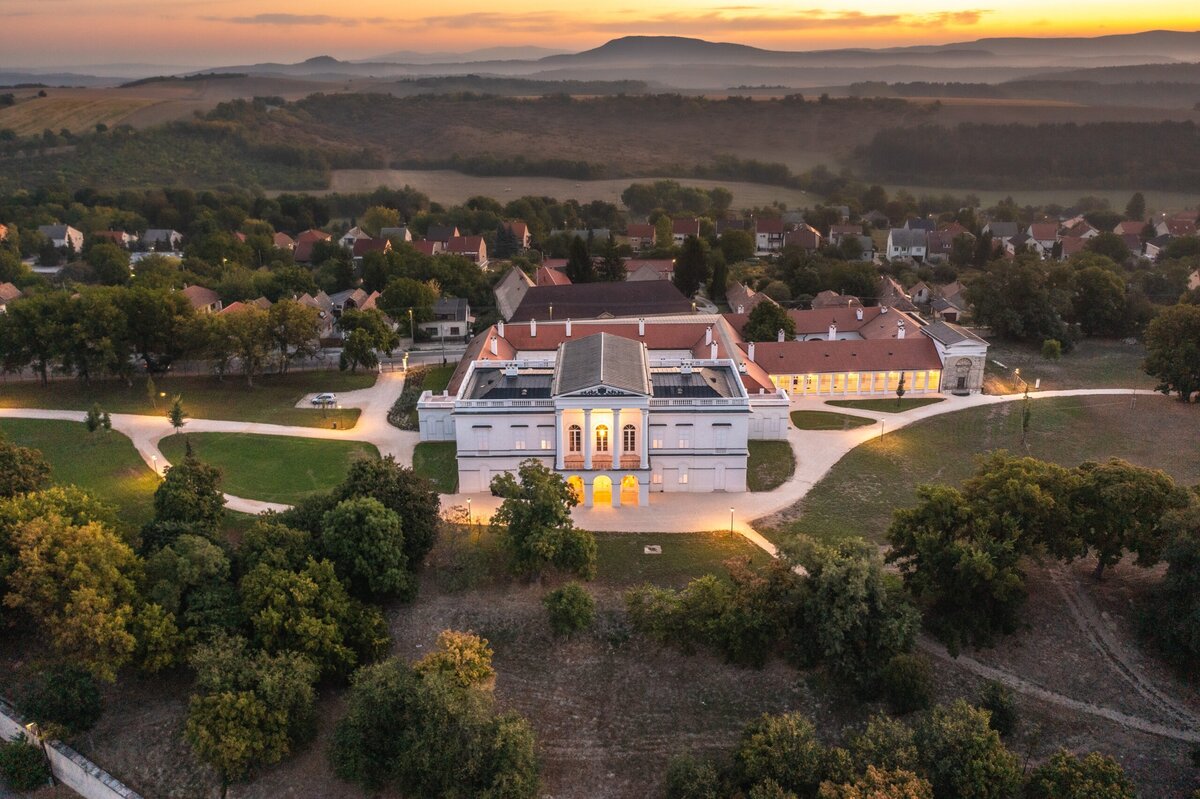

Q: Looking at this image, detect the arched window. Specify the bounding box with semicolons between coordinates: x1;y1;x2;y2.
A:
568;424;581;452
623;424;637;452
595;424;609;452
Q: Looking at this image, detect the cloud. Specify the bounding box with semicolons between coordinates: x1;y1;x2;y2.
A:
213;13;392;27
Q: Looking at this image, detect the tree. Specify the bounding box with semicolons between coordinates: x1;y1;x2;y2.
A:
742;301;796;342
144;533;239;642
415;630;496;688
152;452;224;533
709;253;729;303
1070;458;1188;579
186;634;318;798
913;701;1021;799
267;299;320;372
490;459;596;580
1124;192;1146;221
818;766;932;799
3;514;141;680
880;654;934;714
0;734;50;792
87;241;131;285
1085;232;1132;264
1042;339;1062;360
1144;303;1200;401
222;306;271;386
895;372;906;406
86;403;103;433
339;308;399;372
543;582;595;636
168;395;187;436
801;542;919;689
720;230;756;263
361;205;400;237
598;237;624;282
1072;266;1126;337
734;712;828;797
849;715;919;773
320;497;412;599
329;455;440;569
664;754;723;799
564;236;595;283
1139;508;1200;675
1026;749;1136;799
673;235;710;297
977;680;1018;737
966;257;1070;344
0;435;49;498
239;556;388;677
341;328;379;372
16;663;103;737
379;277;438;334
949;234;975;268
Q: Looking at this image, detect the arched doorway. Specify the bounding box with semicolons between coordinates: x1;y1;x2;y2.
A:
566;475;584;503
620;475;639;506
592;475;613;506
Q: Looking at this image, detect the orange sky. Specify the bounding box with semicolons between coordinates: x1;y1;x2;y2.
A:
3;0;1198;67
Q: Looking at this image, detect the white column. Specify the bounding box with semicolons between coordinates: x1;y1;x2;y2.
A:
583;480;593;507
583;408;593;470
638;480;649;506
555;408;564;470
640;408;649;469
613;407;622;467
612;479;622;507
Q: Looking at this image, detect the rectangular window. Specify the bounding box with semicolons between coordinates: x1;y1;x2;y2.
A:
540;437;552;450
715;426;728;449
679;469;689;484
847;372;859;393
678;432;691;449
476;432;489;451
514;440;526;450
651;473;663;484
652;437;663;449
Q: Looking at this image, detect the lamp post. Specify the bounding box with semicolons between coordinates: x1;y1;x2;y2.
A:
729;507;734;534
467;497;472;528
879;420;885;441
407;308;414;341
151;454;158;476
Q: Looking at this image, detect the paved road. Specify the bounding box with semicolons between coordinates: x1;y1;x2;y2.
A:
0;384;1157;537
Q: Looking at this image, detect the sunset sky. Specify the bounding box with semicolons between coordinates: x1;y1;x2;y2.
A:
3;0;1197;68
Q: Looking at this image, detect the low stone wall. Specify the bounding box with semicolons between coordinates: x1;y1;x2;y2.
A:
0;699;143;799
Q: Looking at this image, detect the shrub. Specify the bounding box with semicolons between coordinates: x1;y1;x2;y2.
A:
17;663;103;736
664;754;723;799
977;680;1018;737
734;712;828;797
0;734;50;791
415;630;495;688
1025;749;1135;799
543;582;596;636
1042;339;1062;360
880;654;934;714
913;700;1021;799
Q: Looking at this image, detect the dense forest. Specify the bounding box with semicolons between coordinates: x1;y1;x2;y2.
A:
845;80;1200;108
863;121;1200;189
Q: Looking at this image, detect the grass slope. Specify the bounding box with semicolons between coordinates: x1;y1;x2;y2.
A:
413;441;458;493
0;371;372;428
764;394;1200;547
826;397;945;413
594;531;771;588
159;433;378;505
789;410;875;430
0;418;158;527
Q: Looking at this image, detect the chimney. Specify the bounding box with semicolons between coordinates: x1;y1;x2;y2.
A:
530;318;537;337
880;305;889;314
739;361;747;373
737;304;745;314
681;360;693;375
566;318;572;337
828;322;837;341
777;328;785;342
748;341;756;361
855;307;863;321
504;361;518;377
897;319;906;339
497;320;505;338
638;318;645;336
710;341;718;359
705;326;713;345
489;337;498;356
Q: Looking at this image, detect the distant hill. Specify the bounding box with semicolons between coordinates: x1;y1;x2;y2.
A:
1020;62;1200;84
365;46;569;64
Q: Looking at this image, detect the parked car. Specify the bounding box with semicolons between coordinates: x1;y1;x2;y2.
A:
311;393;337;406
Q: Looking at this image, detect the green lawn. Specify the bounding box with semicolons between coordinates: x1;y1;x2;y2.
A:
413;441;458;493
826;397;945;413
762;394;1200;548
0;418;158;528
159;433;379;505
789;410;876;431
594;531;772;588
983;339;1154;394
422;365;455;394
747;440;796;492
0;371;373;429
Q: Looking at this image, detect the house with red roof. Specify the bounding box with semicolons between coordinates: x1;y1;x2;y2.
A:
445;235;488;266
352;238;392;259
671;218;700;246
504;221;531;249
180;285;223;314
626;223;656;252
755;217;787;252
294;229;332;263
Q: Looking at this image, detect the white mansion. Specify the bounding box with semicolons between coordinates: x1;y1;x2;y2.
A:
417;311;987;507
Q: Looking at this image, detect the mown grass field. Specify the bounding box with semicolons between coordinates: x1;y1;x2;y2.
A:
593;530;771;588
762;394;1200;547
0;418;158;527
789;410;875;430
826;397;945;413
983;339;1154;394
413;441;458;493
0;371;371;428
159;432;378;504
747;440;796;492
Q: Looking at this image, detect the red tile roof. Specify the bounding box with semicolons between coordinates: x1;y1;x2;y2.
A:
756;218;785;234
1060;236;1088;257
672;218;700;236
1028;223;1059;241
352;238;391;257
180;285;221;309
509;281;692;322
274;232;295;249
536;266;571;286
412;241;443;256
749;337;942;374
446;235;485;254
627;223;656;239
1113;220;1145;235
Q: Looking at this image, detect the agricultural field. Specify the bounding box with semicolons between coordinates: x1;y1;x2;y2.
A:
762;394;1200;547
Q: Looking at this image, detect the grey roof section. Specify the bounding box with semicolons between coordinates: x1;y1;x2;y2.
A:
426;225;458;242
905;218;936;232
434;297;470;321
651;368;739;398
143;228;181;243
379;226;411;239
888;228;927;248
38;224;70;238
465;369;553;400
985;221;1019;239
552;333;651;397
922;320;987;346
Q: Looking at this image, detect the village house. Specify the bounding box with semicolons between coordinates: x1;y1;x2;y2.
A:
0;282;22;313
1059;236;1088;260
180;285;223;315
755;218;787;252
494;267;535;320
982;221;1019;243
379;226;412;243
878;275;918;312
1143;234;1174;261
626;223;656;252
862;210;889;229
419;297;474;341
294;229;332;263
338;226;371;250
624;259;675;282
37;224;84;252
726;281;774;314
1027;223;1060;252
297;292;336;337
92;230;136;248
445;235;488;266
827;224;862;244
671;218;701;246
1113;220;1147;237
885;228;927;262
536;265;572;286
273;232;296;251
810;290;862;310
905;218;936;233
426;225;461;244
784;224;822;253
412;241;445;257
352;238;392;260
1155;218;1197;238
503;221;531;250
143;229;183;250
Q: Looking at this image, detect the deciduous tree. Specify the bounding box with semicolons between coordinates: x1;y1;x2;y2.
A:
320;496;412;599
1026;749;1136;799
1144;303;1200;401
490;459;596;579
742;301;795;342
913;701;1021;799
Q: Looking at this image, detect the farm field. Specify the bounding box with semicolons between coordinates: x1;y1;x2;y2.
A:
158;432;379;505
760;394;1200;547
326;168;818;209
0;371;372;428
